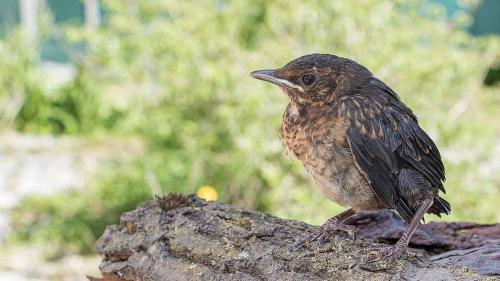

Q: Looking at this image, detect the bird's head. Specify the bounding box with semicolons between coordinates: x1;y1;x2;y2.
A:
251;53;372;105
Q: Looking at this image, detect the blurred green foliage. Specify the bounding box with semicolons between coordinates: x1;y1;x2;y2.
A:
0;32;124;134
3;0;500;254
15;67;124;134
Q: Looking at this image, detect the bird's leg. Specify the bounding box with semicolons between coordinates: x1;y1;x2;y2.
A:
289;208;356;252
357;199;433;265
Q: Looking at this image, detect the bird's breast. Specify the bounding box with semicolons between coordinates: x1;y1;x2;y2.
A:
279;105;383;211
279;105;347;161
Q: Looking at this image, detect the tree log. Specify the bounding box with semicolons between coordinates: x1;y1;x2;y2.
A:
93;194;500;281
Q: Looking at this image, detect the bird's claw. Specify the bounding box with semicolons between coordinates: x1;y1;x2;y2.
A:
355;243;406;265
288;231;321;252
314;232;330;246
288;236;309;252
288;218;356;252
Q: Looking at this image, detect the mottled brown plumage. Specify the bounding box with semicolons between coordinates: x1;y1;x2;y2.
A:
251;53;450;265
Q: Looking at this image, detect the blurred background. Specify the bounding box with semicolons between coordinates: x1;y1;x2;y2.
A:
0;0;499;280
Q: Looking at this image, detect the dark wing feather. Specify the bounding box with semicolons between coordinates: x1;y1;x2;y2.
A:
336;81;447;223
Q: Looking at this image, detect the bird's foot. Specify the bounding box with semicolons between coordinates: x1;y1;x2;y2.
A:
288;217;356;252
355;240;407;265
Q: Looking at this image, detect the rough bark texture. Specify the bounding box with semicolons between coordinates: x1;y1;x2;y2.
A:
94;194;500;281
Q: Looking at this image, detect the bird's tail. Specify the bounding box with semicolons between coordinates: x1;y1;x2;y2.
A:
428;196;451;217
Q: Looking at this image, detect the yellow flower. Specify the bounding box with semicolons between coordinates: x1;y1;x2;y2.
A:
196;185;218;201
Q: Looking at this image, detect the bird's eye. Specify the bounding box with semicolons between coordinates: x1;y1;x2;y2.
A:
302;74;315;85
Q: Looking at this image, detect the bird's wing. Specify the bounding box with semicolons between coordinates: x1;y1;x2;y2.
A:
336;84;445;223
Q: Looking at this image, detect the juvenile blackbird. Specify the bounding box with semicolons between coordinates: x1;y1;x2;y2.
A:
250;54;450;265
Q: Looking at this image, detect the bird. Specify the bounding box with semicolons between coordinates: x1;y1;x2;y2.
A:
250;53;450;265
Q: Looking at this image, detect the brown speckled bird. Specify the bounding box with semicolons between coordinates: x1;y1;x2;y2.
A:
250;54;450;265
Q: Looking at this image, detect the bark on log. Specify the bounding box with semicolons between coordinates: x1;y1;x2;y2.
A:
94;194;500;281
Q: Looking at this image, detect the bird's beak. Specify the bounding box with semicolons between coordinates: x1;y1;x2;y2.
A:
250;69;303;91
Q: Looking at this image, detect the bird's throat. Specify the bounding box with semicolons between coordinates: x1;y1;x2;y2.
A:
285;102;303;122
